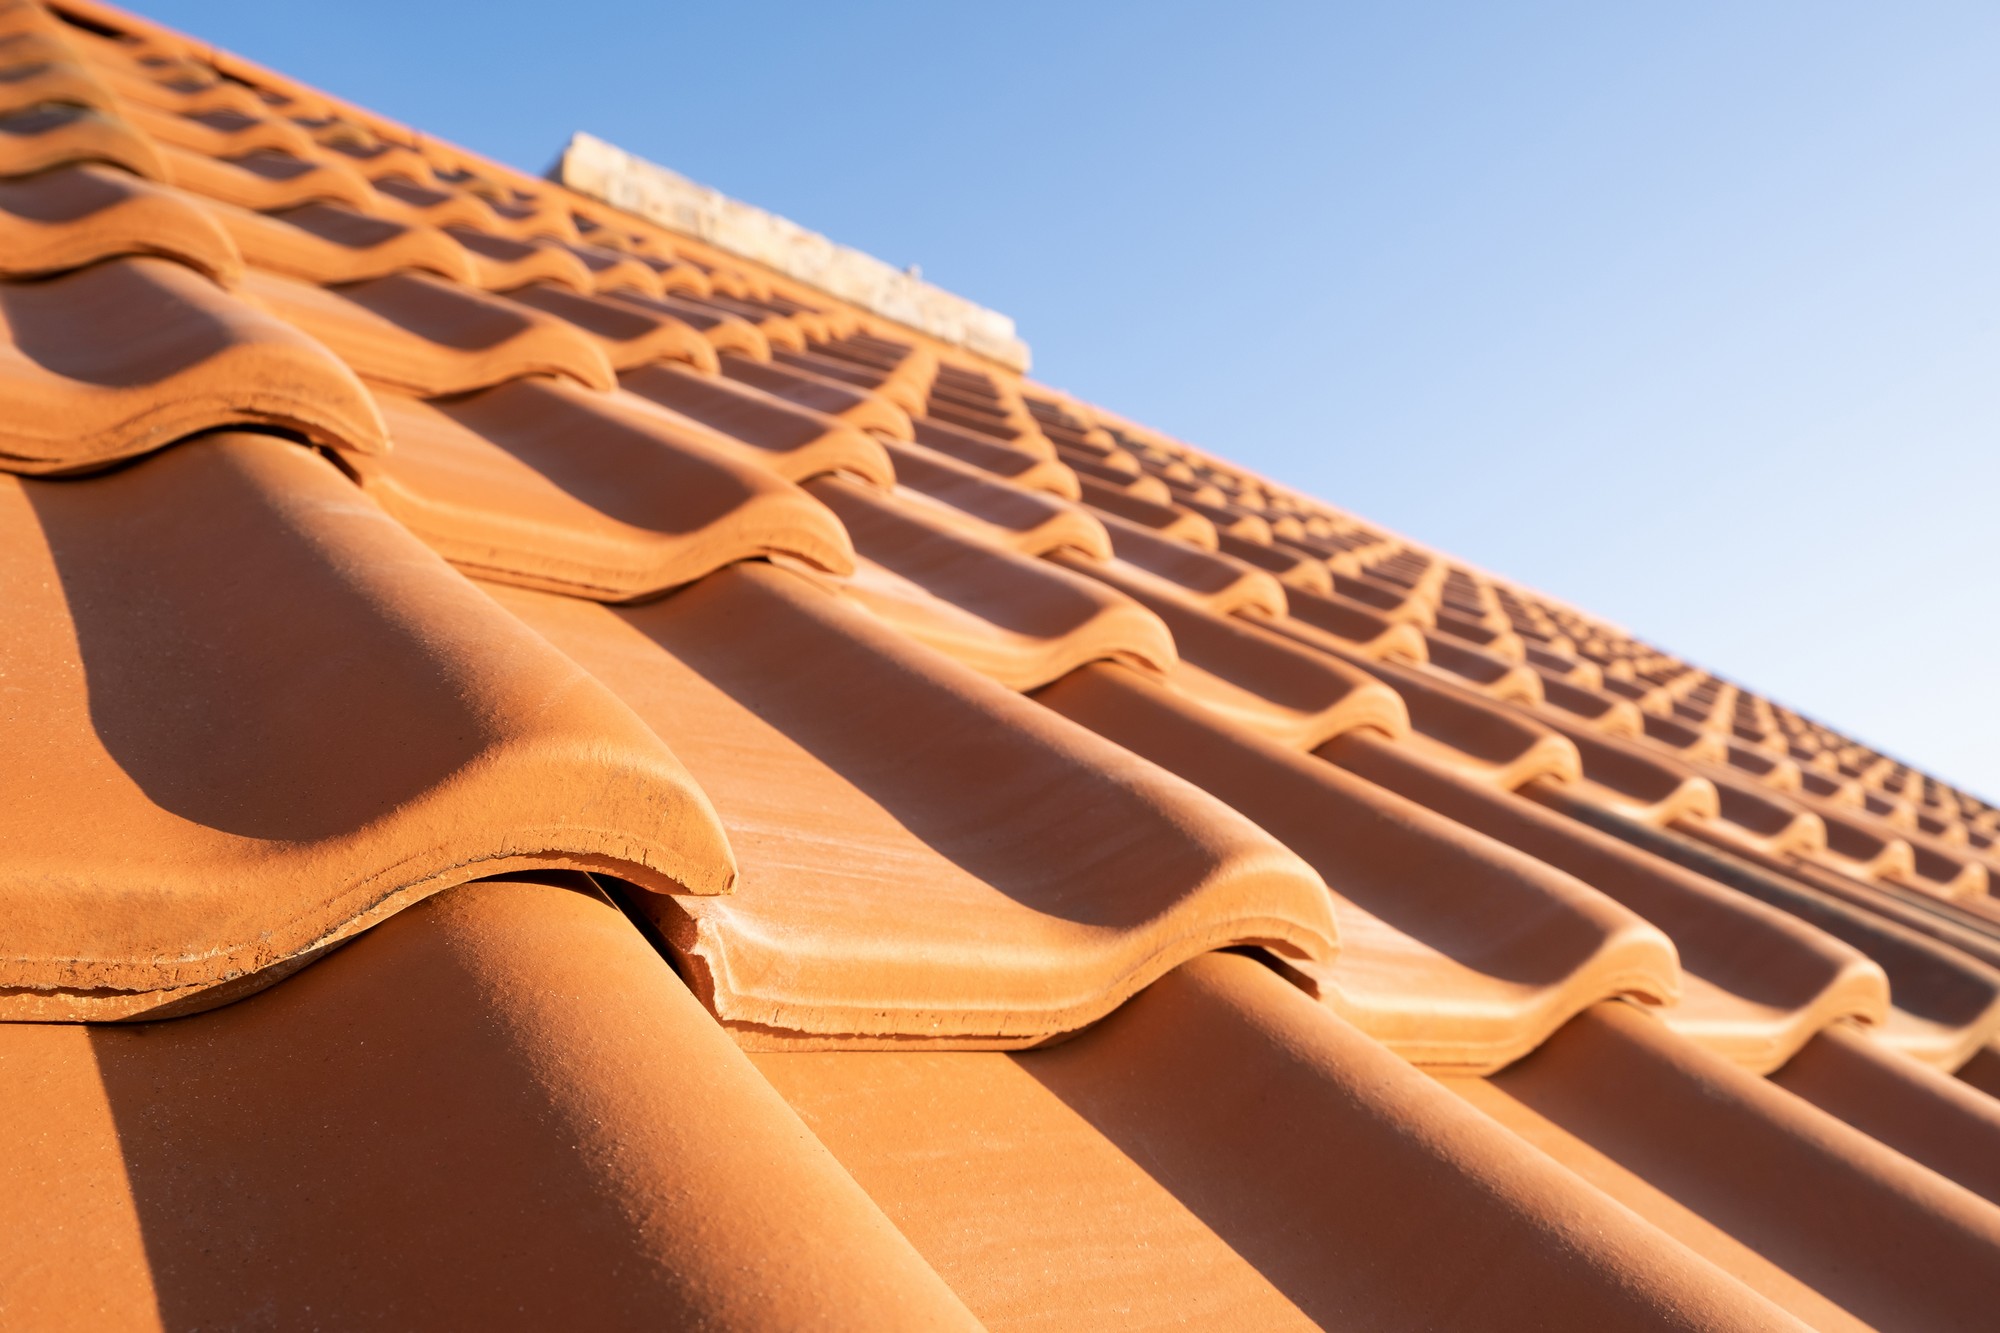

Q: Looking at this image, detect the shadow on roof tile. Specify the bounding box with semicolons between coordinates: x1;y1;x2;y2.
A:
1;876;977;1330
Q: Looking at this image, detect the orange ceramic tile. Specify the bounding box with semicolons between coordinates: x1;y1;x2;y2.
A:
759;955;1804;1330
1271;584;1432;661
355;381;853;598
0;433;736;1018
0;160;238;282
1058;553;1412;749
244;267;616;394
1541;794;2000;1069
492;565;1336;1047
1094;506;1290;615
504;280;721;371
554;236;668;295
1337;654;1584;789
720;351;917;438
6;0;1997;1316
813;476;1175;689
1042;662;1680;1071
156;140;378;212
1327;731;1893;1070
618;360;895;486
914;414;1080;496
1077;473;1221;545
1218;526;1335;592
1531;713;1724;824
883;437;1112;557
1331;567;1439;623
0;98;162;179
1060;443;1174;498
366;170;508;227
775;343;935;416
120;95;317;161
216;197;472;285
1772;1021;2000;1208
668;290;806;350
442;224;594;289
0;876;977;1330
1471;1002;2000;1331
1536;669;1647;734
1420;631;1545;701
0;255;384;472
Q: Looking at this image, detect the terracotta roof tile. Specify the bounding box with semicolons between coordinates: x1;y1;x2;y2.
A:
244;267;615;394
0;256;383;472
212;195;471;284
760;954;1804;1329
5;0;2000;1316
1064;557;1412;748
618;359;895;485
0;160;238;282
354;380;853;598
492;565;1335;1046
0;875;976;1328
816;475;1175;689
917;413;1080;497
0;433;732;1017
1464;1001;2000;1331
883;436;1110;556
1042;663;1679;1072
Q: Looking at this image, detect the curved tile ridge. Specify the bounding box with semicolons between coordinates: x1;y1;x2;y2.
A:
1537;792;2000;1070
354;381;853;600
0;876;978;1331
882;439;1110;558
776;344;933;417
1040;662;1680;1073
0;161;240;284
1738;845;2000;982
0;255;384;473
0;435;735;1019
1326;732;1891;1072
915;414;1081;498
721;352;916;440
1331;650;1582;789
1218;528;1333;593
758;952;1810;1330
1531;709;1722;824
618;361;895;486
0;97;164;183
504;281;722;373
1272;584;1432;663
1478;1001;2000;1332
489;563;1336;1048
157;141;379;212
812;475;1176;690
243;267;615;396
1773;1022;2000;1209
1056;551;1410;749
604;288;773;360
209;198;476;286
442;225;594;291
1096;508;1290;617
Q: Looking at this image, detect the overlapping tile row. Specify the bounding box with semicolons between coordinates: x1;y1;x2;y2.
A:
2;0;1998;1326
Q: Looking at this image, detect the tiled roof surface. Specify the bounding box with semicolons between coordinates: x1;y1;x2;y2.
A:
4;1;1999;1327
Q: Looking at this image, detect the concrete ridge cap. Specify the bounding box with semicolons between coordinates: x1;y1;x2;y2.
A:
555;132;1030;372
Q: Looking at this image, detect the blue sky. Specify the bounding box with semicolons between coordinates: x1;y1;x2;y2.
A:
143;1;2000;796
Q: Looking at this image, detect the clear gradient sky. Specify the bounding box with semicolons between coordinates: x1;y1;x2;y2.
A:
140;1;2000;796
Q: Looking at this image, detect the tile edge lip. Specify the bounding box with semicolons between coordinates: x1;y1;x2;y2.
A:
552;131;1031;373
